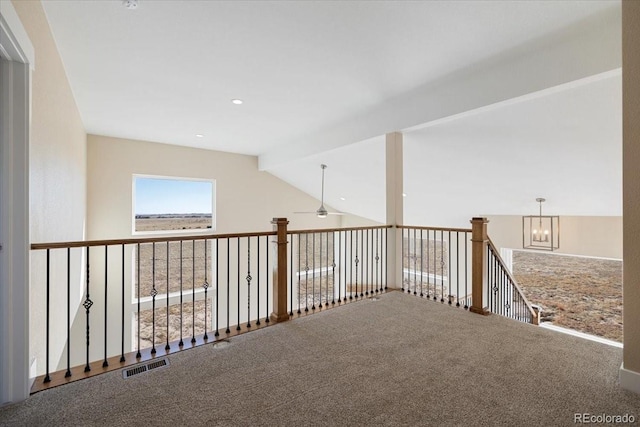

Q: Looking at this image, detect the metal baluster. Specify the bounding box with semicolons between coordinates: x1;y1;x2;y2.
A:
312;233;316;310
339;231;344;302
384;227;388;290
365;229;369;296
237;237;241;331
265;235;270;323
464;233;469;309
203;239;209;340
306;234;311;309
84;246;92;372
420;230;424;297
257;236;262;324
319;232;323;308
180;241;184;345
44;250;51;383
298;234;302;314
226;238;230;333
136;244;141;358
413;228;417;295
67;248;73;375
215;239;220;336
349;230;353;300
120;244;125;362
289;233;293;315
166;241;171;349
440;230;445;303
103;246;109;367
191;240;196;344
448;231;452;305
456;232;460;307
355;229;360;298
152;242;157;353
246;236;252;328
375;229;380;293
332;232;336;305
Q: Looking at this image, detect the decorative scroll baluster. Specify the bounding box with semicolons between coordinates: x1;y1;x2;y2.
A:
151;242;157;354
103;246;108;367
203;239;209;341
246;236;252;328
349;230;353;300
84;246;93;372
339;231;343;302
67;248;72;376
44;250;51;383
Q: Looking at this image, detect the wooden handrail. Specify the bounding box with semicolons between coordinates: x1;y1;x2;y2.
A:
288;224;392;234
30;230;277;251
486;237;538;321
397;225;472;233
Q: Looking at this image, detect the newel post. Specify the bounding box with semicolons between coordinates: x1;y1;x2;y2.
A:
270;218;290;323
470;217;490;316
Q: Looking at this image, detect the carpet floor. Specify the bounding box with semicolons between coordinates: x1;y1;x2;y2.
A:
1;291;639;426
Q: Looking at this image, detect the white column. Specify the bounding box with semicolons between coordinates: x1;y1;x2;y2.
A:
385;132;403;289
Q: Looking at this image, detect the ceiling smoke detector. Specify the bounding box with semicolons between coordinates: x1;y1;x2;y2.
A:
122;0;138;10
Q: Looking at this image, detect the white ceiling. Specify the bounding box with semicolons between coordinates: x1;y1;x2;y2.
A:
41;0;622;225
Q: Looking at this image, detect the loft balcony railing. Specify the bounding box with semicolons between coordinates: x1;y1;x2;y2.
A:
29;217;537;393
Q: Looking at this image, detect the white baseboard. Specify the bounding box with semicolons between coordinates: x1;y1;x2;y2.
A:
619;364;640;395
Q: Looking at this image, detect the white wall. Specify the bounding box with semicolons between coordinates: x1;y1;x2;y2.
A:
485;215;622;259
12;0;87;378
64;134;343;366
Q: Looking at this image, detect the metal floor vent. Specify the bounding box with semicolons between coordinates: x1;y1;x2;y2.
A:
123;358;170;379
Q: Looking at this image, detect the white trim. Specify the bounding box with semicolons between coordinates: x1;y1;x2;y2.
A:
511;247;622;262
539;323;623;348
620;364;640;395
0;1;32;405
0;1;34;67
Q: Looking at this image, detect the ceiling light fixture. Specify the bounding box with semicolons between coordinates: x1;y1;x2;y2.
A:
231;99;243;105
122;0;138;10
402;193;407;197
522;197;559;251
340;197;346;201
195;134;204;138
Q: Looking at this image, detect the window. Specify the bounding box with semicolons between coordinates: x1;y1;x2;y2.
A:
133;175;215;234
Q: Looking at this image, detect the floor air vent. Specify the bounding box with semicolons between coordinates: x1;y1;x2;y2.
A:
123;358;170;379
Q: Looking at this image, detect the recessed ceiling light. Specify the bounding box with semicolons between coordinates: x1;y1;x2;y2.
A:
231;99;243;105
122;0;138;9
195;134;204;138
340;197;346;201
402;193;407;197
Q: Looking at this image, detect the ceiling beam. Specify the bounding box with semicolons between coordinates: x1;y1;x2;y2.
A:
258;7;620;171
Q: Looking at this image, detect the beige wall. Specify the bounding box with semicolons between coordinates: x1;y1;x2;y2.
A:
623;0;640;380
12;0;87;376
486;215;622;259
87;135;340;239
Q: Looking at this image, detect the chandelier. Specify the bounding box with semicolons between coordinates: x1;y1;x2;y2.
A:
522;198;559;251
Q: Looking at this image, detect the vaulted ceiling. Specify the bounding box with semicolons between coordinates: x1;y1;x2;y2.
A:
42;0;622;226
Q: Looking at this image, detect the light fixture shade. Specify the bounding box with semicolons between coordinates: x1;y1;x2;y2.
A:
522;215;560;251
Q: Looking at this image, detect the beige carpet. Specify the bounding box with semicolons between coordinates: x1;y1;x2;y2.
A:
1;291;639;426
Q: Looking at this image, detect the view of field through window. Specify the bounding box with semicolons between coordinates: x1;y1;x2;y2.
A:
133;176;214;232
